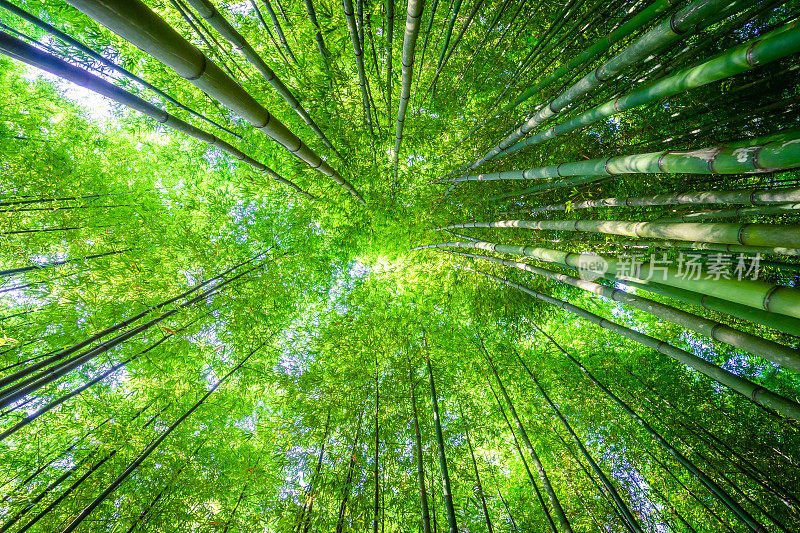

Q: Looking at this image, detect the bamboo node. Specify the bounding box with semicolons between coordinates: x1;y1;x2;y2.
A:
762;286;782;312
185;54;208;81
736;223;751;245
657;152;668;173
751;142;770;171
669;13;687;36
745;39;762;67
750;386;765;402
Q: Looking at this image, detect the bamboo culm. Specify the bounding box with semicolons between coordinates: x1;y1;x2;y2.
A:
409;362;432;533
521;186;800;215
0;260;267;408
439;218;800;254
659;203;800;223
470;266;800;421
417;239;800;324
464;0;753;172
305;0;332;67
343;0;376;137
0;255;258;392
261;0;297;62
502;20;800;158
463;406;494;533
0;314;207;442
185;0;345;162
0;33;316;199
63;0;358;201
486;378;556;531
483;345;573;533
386;0;395;120
526;326;769;532
60;343;267;533
392;0;425;191
425;353;459;533
0;248;129;278
412;0;439;101
0;0;240;138
446;128;800;185
521;360;644;533
446;249;800;374
422;0;481;102
335;411;364;533
508;0;674;110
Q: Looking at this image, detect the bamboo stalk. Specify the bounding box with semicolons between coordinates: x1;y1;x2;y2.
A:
472;267;800;420
462;404;494;533
485;377;556;531
261;0;297;62
425;353;459;533
409;362;432;533
344;0;376;137
392;0;425;191
488;175;609;202
0;0;239;138
502;19;800;158
659;203;800;222
0;34;319;199
522;365;643;532
464;0;754;172
446;250;800;372
483;345;573;532
414;240;800;320
60;343;267;533
248;0;290;64
186;0;345;162
422;0;481;102
386;0;395;120
440;218;800;252
521;186;800;215
412;0;439;102
63;0;360;201
456;0;511;81
305;0;332;68
525;327;770;532
447;128;800;185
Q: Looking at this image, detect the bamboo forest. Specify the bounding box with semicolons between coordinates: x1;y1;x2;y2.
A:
2;0;800;531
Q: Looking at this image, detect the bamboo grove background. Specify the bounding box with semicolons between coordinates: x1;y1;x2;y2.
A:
0;0;799;531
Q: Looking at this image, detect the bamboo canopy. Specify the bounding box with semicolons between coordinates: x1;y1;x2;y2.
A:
0;0;800;531
0;32;314;198
64;0;364;202
462;0;757;173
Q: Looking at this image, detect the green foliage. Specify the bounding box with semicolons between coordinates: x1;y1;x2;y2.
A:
0;0;799;532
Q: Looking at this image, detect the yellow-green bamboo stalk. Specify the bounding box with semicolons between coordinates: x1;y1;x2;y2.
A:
502;19;800;158
463;0;751;172
413;241;800;319
659;203;800;222
445;250;800;372
439;219;800;252
522;187;800;215
185;0;343;162
0;32;314;199
439;236;800;335
343;0;375;137
446;128;800;187
466;267;800;420
63;0;364;203
392;0;425;190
